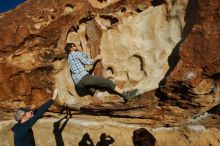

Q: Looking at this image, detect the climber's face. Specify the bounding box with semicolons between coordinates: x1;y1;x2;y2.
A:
71;44;77;51
19;110;34;123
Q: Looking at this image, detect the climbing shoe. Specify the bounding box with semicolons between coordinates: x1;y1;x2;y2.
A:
122;89;138;102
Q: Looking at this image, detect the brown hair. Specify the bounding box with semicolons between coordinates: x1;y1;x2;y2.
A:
64;43;76;54
132;128;156;146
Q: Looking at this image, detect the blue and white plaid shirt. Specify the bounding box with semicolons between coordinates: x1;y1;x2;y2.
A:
67;51;94;84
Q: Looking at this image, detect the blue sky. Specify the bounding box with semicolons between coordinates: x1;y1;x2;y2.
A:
0;0;26;13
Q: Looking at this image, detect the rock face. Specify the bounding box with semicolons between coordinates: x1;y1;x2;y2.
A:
159;0;220;110
0;0;220;145
0;0;189;107
166;0;220;85
100;0;187;93
165;1;220;87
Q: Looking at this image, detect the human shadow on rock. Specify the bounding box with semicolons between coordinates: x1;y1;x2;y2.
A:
53;115;70;146
79;133;94;146
96;133;115;146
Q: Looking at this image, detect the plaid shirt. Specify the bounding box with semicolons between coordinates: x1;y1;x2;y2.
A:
68;51;94;84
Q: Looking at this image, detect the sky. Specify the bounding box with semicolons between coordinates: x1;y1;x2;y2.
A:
0;0;26;13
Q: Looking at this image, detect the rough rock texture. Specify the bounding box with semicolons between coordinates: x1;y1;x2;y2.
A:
166;0;220;82
158;0;220;111
0;0;158;108
0;0;220;145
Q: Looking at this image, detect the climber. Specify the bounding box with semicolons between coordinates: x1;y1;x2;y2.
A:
64;43;138;102
132;128;158;146
12;89;58;146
